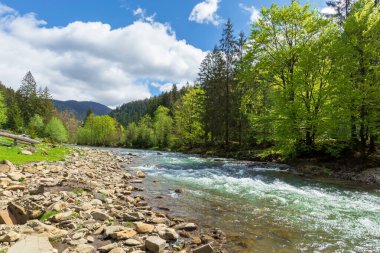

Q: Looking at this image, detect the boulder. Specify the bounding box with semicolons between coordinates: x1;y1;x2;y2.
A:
72;244;96;253
0;160;16;173
53;211;72;222
0;231;20;243
7;172;25;181
26;220;68;239
158;228;179;241
193;244;214;253
91;210;111;221
123;212;144;221
8;202;28;224
111;229;137;240
103;225;125;238
0;209;16;225
99;243;118;253
8;236;55;253
47;201;67;212
109;248;126;253
135;171;146;178
124;238;142;246
145;236;166;253
135;222;154;233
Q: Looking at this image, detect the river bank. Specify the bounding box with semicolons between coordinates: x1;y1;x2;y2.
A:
0;147;225;253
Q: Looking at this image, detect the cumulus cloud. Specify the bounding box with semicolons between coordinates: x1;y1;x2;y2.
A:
239;4;260;23
0;3;206;107
320;6;337;16
189;0;221;26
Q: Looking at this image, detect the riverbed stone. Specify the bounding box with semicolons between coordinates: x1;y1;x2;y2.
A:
193;244;214;253
109;248;126;253
135;222;154;233
158;228;179;241
145;236;166;253
8;236;55;253
111;228;137;240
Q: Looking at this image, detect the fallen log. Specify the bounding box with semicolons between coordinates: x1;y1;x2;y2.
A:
0;131;40;145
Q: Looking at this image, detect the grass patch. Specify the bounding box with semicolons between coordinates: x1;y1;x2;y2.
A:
71;189;85;195
0;249;8;253
71;212;78;219
40;211;59;221
0;136;71;164
123;221;134;227
18;177;25;183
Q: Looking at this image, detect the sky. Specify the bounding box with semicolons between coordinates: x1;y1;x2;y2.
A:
0;0;331;108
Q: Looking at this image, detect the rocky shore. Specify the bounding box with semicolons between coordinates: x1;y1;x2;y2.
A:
0;148;225;253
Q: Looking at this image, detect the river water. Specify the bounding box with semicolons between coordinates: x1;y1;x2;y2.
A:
114;148;380;253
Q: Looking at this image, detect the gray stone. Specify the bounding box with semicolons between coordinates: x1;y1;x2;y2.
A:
0;231;20;243
145;236;166;253
124;238;142;246
99;243;118;252
193;244;214;253
72;244;95;253
103;225;125;237
123;212;144;221
91;210;111;221
109;248;126;253
158;228;179;241
8;236;55;253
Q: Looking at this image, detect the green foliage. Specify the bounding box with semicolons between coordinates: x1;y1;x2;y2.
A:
0;91;7;127
173;87;206;147
28;114;44;138
18;177;25;183
40;211;59;221
71;189;85;195
45;117;68;143
76;115;125;146
154;106;173;148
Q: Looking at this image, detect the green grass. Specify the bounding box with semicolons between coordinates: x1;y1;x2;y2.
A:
0;136;71;164
40;211;59;221
71;189;85;195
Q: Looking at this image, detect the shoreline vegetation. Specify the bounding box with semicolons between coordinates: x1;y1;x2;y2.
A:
0;147;225;253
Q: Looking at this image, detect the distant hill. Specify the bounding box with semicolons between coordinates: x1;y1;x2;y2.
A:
53;100;112;120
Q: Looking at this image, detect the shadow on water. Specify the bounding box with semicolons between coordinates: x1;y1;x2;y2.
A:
112;148;380;253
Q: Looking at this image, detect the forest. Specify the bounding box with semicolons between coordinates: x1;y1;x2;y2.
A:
117;0;380;161
0;0;379;163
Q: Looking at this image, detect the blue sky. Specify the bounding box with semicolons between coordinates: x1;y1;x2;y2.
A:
1;0;326;50
0;0;329;107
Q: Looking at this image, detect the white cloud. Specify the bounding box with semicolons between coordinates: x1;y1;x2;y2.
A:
0;2;15;15
133;7;156;23
0;3;206;107
321;6;337;16
189;0;221;26
239;4;260;23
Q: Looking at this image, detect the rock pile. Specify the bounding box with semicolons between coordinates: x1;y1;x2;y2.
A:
0;148;225;253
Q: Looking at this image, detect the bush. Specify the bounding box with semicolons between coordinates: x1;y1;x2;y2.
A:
45;117;68;143
28;114;44;138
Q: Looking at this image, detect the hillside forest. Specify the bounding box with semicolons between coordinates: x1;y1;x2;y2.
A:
0;0;379;163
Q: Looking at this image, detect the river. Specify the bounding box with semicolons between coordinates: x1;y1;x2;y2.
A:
113;148;380;253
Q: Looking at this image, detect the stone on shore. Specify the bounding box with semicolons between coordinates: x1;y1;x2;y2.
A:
193;244;214;253
8;236;55;253
135;171;146;178
145;236;166;253
135;222;154;233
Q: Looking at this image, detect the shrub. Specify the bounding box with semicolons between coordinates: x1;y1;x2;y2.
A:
44;117;68;143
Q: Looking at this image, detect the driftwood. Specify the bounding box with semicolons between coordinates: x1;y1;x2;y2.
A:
0;132;40;145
